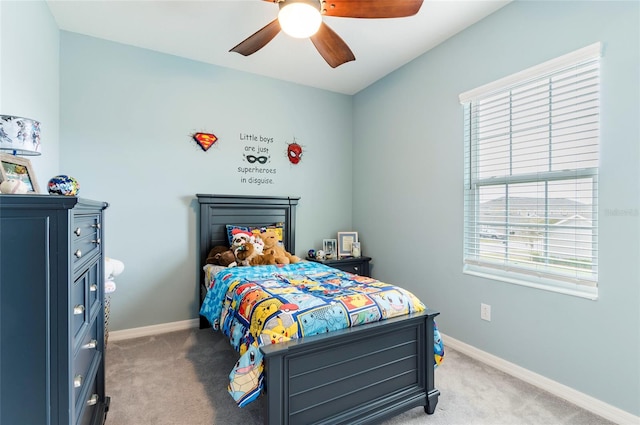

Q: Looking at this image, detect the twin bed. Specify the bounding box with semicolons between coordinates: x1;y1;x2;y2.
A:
196;194;441;424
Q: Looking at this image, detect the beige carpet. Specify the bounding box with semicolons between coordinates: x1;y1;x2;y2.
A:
105;328;613;425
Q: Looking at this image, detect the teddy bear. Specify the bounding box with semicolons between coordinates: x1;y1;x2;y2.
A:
234;241;277;266
206;245;237;267
258;230;300;265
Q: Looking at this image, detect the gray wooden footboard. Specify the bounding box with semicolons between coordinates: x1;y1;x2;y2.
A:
260;309;440;425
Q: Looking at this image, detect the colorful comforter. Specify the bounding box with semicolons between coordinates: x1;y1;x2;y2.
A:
200;261;444;407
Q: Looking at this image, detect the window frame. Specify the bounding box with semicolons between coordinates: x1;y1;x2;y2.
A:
460;43;601;299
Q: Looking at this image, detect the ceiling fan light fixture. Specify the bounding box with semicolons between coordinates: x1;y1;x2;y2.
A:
278;1;322;39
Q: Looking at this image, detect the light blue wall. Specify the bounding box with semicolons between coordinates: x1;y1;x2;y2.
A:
59;32;354;331
353;0;639;416
0;0;59;185
3;0;638;417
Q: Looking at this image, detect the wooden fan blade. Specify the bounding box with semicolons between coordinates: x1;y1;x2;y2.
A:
310;22;355;68
322;0;424;18
230;19;281;56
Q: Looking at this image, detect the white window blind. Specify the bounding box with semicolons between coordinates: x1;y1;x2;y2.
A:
460;43;600;299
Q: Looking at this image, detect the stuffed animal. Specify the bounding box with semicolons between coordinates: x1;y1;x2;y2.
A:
260;248;277;266
206;245;237;267
234;242;277;267
0;179;28;194
104;257;125;294
105;257;124;280
252;234;265;255
230;229;254;251
258;230;300;265
233;243;250;266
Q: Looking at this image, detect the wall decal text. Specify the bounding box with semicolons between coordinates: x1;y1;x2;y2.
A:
238;133;276;186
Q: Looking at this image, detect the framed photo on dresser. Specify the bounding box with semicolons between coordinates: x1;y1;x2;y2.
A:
0;153;40;193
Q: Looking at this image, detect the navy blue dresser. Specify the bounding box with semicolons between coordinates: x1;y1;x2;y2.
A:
0;195;109;425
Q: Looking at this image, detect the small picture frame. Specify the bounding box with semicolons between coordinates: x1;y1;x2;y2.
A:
337;232;358;258
0;153;40;193
323;239;337;260
351;242;361;258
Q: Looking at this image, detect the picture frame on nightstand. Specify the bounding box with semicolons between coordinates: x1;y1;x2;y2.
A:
323;239;337;259
337;231;358;258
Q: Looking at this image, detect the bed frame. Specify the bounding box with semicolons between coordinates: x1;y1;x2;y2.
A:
197;194;440;424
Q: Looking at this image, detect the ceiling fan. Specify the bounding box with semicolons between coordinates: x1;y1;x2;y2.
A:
230;0;425;68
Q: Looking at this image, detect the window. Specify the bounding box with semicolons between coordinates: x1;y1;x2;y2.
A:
460;43;600;299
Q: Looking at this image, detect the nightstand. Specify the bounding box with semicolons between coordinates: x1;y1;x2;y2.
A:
307;256;372;277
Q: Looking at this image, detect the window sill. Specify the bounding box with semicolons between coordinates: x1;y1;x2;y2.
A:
463;265;598;300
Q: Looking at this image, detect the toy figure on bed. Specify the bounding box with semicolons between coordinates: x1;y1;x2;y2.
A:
206;246;237;267
258;230;300;264
200;261;445;407
230;228;257;251
234;241;277;266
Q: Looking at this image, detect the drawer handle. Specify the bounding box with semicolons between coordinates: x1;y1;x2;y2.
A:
74;249;82;258
91;238;101;245
353;266;359;271
86;394;99;406
90;283;98;292
73;374;83;388
82;339;98;350
91;223;101;230
73;304;85;315
74;227;81;236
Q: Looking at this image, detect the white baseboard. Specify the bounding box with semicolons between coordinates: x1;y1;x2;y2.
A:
108;318;200;342
441;332;639;425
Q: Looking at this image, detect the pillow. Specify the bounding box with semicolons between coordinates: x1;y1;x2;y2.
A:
251;222;285;247
225;223;285;247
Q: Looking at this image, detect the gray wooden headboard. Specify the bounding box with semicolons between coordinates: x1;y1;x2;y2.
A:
196;194;300;327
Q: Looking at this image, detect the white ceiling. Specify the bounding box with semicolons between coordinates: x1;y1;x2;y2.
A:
46;0;510;95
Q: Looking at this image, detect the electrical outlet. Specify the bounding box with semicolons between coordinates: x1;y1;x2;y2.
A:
481;303;491;321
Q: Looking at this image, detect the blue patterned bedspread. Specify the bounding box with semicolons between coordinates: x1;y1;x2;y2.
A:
200;261;444;407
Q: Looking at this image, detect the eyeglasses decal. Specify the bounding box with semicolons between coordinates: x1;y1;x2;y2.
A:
245;155;269;164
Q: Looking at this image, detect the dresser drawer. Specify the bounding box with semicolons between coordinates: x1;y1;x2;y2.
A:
87;262;101;318
72;214;102;272
73;319;100;406
76;371;101;425
72;261;101;341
